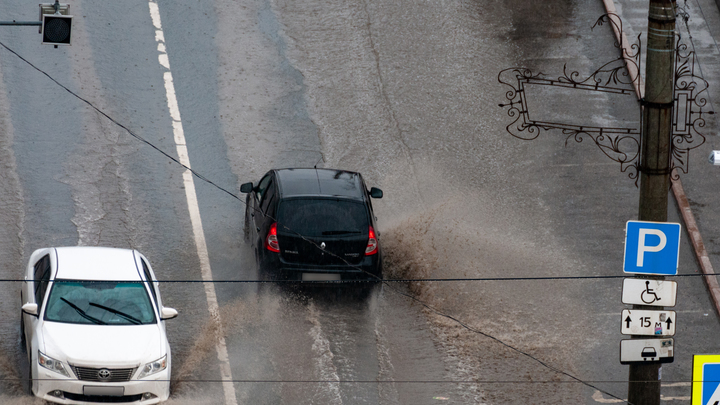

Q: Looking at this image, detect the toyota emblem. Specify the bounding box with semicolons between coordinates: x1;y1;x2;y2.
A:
97;369;112;381
320;242;326;250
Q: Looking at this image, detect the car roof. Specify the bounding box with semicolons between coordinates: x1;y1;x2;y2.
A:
53;247;142;281
275;168;365;200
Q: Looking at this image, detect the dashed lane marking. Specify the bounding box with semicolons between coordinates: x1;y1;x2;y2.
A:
148;2;238;404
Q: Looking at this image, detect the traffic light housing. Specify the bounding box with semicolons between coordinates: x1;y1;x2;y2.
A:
41;14;72;46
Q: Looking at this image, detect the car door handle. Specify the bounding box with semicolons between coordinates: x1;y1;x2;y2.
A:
256;227;260;232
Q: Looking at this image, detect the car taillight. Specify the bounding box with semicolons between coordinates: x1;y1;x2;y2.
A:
365;226;378;255
266;223;280;252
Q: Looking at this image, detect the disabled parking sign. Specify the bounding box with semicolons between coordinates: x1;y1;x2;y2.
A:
623;221;681;275
692;355;720;405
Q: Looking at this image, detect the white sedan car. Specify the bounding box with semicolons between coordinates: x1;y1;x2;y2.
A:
20;247;177;404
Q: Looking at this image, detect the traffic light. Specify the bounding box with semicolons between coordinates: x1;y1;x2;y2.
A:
41;14;72;46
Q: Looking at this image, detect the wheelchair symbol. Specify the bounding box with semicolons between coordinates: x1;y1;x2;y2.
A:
641;281;661;304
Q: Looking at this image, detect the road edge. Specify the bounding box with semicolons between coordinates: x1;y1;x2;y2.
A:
671;180;720;314
602;0;720;318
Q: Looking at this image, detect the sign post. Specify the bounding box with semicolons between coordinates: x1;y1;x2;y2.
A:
622;220;682;404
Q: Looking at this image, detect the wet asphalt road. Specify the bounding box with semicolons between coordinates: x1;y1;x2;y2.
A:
0;0;719;404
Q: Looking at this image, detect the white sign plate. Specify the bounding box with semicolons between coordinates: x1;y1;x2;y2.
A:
620;338;674;364
622;279;677;307
621;309;676;336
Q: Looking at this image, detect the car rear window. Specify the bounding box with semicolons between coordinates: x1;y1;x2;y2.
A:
44;280;156;325
277;198;368;237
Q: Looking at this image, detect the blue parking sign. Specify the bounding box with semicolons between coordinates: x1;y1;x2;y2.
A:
623;221;681;275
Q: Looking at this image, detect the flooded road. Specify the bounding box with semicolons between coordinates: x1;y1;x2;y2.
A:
0;0;719;403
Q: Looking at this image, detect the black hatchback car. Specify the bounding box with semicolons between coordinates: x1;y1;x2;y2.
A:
240;168;383;282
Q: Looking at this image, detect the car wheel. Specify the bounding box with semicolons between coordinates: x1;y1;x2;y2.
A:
255;271;268;295
254;246;264;293
243;195;252;243
26;352;34;396
20;292;27;353
243;211;250;243
19;314;26;353
255;260;275;295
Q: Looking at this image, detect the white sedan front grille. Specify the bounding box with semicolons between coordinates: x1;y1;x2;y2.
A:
70;365;137;382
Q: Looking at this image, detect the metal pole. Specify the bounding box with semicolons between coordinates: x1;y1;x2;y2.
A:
629;0;675;404
0;21;42;26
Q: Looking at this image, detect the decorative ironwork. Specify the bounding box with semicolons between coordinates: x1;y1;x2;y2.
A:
671;39;713;177
498;14;643;179
497;12;713;183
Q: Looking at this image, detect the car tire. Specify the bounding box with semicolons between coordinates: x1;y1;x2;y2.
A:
20;292;27;354
243;195;252;243
26;351;34;396
255;248;270;294
19;314;26;353
243;213;250;243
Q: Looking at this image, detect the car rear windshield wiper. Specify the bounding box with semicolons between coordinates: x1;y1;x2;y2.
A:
89;302;142;325
60;298;107;325
321;230;362;235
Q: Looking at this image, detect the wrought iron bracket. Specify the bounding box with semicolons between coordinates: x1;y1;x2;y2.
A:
671;39;714;177
497;12;713;183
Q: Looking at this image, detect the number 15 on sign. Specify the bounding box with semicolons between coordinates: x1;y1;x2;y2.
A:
621;309;676;336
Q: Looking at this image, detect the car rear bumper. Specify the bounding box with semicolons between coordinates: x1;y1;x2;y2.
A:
278;268;382;283
259;250;382;282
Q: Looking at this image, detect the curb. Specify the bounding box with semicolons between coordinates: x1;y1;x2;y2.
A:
672;180;720;314
602;0;720;317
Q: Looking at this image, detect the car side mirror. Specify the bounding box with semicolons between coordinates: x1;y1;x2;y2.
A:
160;307;178;320
240;182;254;193
22;303;38;316
369;187;383;199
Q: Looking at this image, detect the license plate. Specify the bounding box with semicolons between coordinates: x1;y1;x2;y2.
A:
83;386;124;396
302;273;341;281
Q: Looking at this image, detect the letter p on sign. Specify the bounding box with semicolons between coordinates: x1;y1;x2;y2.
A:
624;221;681;275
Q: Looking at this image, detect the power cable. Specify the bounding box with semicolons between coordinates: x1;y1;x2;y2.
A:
0;39;630;403
0;378;695;384
0;272;714;283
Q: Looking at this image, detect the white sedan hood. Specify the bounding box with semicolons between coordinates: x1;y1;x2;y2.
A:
41;322;165;368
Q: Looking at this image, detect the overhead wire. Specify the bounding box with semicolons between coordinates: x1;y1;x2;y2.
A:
0;39;635;403
0;272;714;283
0;377;702;384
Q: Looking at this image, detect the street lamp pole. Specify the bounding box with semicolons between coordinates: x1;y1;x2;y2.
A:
628;0;675;404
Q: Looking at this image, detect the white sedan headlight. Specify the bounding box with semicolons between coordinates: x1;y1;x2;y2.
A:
38;351;70;377
138;355;167;379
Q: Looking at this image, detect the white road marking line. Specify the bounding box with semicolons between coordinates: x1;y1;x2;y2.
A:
308;302;343;404
550;162;619;167
592;390;690;403
662;382;691;387
374;316;400;404
148;2;237;404
592;391;624;404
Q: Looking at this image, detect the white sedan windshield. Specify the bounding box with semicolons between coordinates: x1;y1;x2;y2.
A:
44;280;156;325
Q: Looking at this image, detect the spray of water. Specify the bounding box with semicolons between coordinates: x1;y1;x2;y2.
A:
380;198;587;403
0;351;25;397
